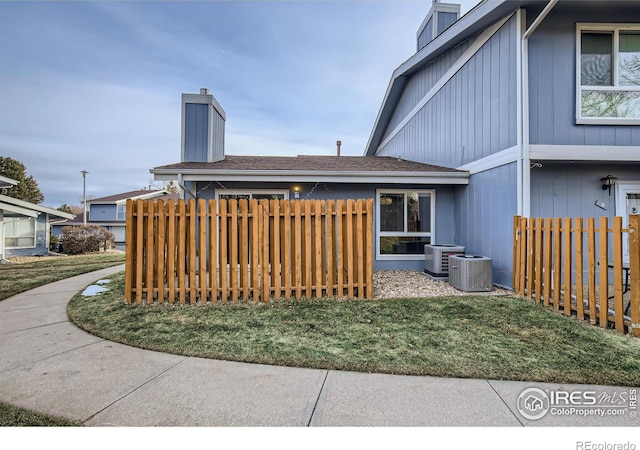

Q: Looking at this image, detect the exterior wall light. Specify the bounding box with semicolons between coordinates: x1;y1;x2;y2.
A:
293;186;301;199
600;175;618;195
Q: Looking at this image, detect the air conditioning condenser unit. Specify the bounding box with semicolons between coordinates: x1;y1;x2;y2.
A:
448;254;492;292
424;244;465;278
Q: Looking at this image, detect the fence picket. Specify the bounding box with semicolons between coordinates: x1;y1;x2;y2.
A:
563;218;572;315
198;199;207;302
613;217;624;332
598;216;609;327
167;200;176;303
629;215;640;337
587;218;596;323
230;199;239;302
219;200;228;303
575;217;584;321
209;199;217;302
240;199;249;301
543;218;552;306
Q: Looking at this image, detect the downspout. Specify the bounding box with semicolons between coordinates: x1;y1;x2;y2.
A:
521;0;557;217
177;173;196;199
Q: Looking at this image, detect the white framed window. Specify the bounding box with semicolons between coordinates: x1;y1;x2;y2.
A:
576;23;640;124
376;189;435;260
116;203;126;221
214;189;289;201
4;216;36;248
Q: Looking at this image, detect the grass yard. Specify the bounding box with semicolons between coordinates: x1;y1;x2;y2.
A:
0;400;80;426
0;252;125;301
68;272;640;387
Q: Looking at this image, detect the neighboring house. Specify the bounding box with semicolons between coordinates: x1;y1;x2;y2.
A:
152;0;640;287
52;189;179;245
364;0;640;286
151;90;470;271
0;186;74;260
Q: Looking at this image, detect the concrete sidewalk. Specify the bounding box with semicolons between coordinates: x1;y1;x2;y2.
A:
0;265;637;427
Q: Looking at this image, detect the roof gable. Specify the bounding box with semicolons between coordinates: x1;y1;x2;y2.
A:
0;194;75;219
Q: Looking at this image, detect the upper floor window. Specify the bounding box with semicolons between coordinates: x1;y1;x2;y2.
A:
116;203;126;221
577;24;640;124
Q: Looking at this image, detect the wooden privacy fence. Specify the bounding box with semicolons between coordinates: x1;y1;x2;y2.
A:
513;215;639;336
124;198;374;304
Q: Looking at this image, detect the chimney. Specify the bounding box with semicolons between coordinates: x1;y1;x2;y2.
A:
416;2;460;51
181;88;226;163
336;140;342;157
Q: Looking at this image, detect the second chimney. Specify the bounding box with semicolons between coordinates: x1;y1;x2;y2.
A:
336;140;342;157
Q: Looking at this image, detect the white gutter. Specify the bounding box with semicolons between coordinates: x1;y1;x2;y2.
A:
520;0;558;217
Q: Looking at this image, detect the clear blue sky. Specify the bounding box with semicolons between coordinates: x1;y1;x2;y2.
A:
0;0;480;207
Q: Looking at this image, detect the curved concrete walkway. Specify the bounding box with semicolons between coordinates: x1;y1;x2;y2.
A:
0;266;637;427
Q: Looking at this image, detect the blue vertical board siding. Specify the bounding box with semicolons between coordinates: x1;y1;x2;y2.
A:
438;12;457;36
197;181;456;271
386;39;473;135
184;103;209;162
530;163;640;219
378;14;517;168
211;107;225;162
417;16;433;51
454;163;517;288
528;8;640;146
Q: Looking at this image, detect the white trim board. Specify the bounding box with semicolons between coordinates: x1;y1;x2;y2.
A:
457;145;519;174
376;13;513;154
529;145;640;162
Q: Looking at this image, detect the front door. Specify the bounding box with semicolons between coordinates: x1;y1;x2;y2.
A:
615;181;640;263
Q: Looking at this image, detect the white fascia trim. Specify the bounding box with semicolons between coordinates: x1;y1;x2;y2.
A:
182;93;226;119
153;171;469;185
0;175;18;187
529;145;640;162
113;190;169;205
457;145;519;174
0;194;74;219
0;202;39;217
376;13;512;154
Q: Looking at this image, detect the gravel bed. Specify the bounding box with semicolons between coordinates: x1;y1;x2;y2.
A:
373;270;513;299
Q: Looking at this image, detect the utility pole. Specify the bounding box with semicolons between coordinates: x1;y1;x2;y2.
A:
81;170;89;225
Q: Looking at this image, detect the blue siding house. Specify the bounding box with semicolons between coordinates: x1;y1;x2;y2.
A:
365;0;640;287
52;189;179;245
152;88;470;272
0;188;74;260
152;0;640;287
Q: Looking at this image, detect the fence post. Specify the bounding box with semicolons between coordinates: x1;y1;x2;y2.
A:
513;216;520;292
124;199;134;304
629;215;640;337
598;216;609;328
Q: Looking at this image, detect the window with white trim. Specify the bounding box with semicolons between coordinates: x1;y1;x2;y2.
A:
116;203;126;221
376;189;434;259
4;216;36;248
577;24;640;124
215;189;289;201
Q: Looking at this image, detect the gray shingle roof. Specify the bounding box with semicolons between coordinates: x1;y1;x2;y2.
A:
152;155;465;174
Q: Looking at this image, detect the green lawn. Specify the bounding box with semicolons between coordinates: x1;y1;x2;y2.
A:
0;252;125;301
0;400;80;426
68;272;640;387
